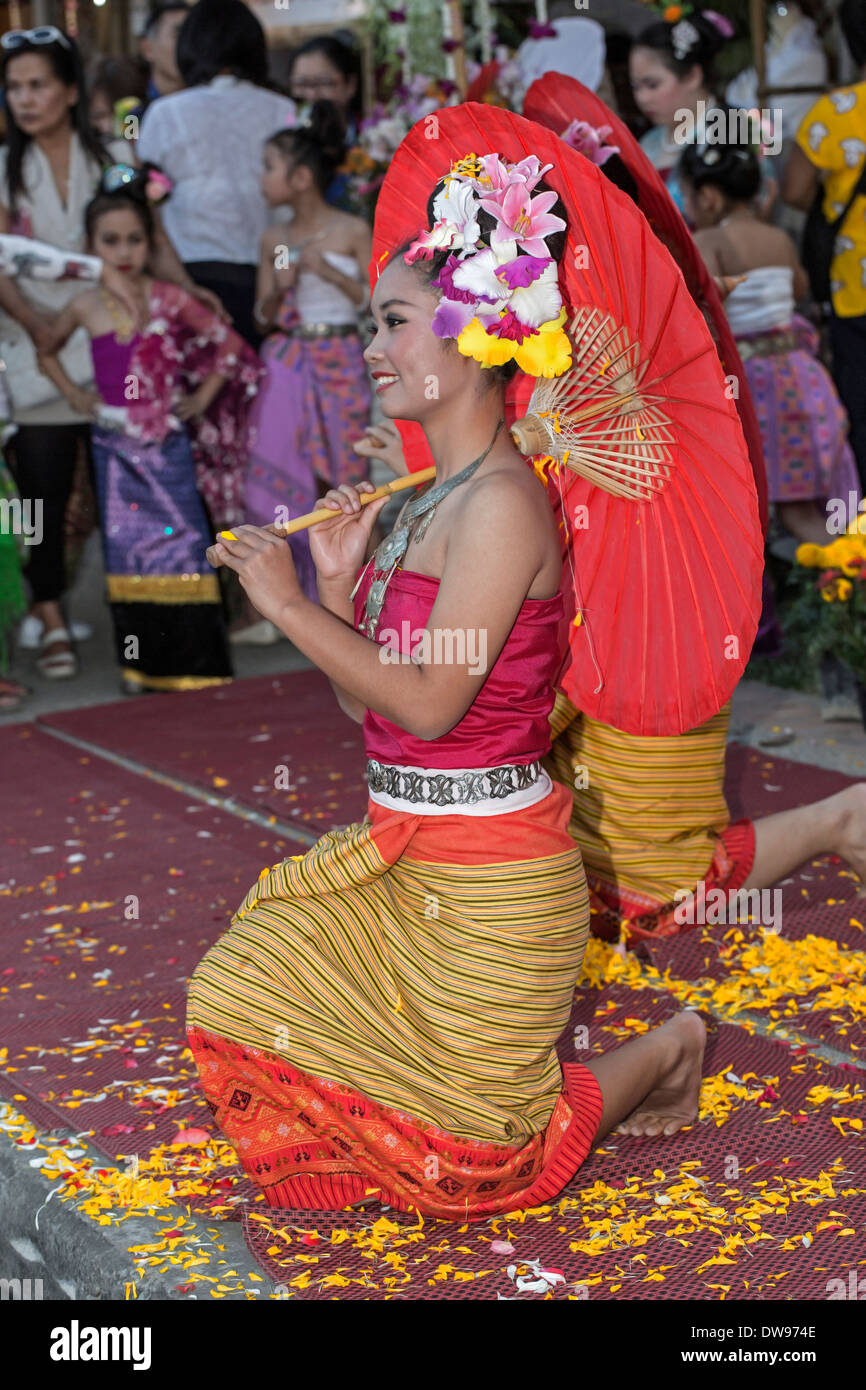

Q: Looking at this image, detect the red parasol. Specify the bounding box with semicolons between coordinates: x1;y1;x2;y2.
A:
523;71;769;534
370;102;763;736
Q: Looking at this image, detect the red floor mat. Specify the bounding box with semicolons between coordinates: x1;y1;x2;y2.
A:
722;741;859;820
242;1002;866;1300
0;725;279;1167
643;895;866;1055
38;671;370;834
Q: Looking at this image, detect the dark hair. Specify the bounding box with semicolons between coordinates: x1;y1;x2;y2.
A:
634;9;731;89
840;0;866;68
678;141;761;201
84;163;166;248
397;176;570;387
89;55;149;109
287;32;361;118
266;100;346;195
1;33;107;212
599;153;639;204
144;1;190;38
176;0;268;88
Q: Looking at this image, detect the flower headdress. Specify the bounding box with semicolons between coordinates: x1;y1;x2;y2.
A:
403;152;571;379
637;4;734;59
561;120;620;168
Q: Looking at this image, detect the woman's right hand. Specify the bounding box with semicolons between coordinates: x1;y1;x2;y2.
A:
352;420;408;476
307;482;390;583
66;385;101;420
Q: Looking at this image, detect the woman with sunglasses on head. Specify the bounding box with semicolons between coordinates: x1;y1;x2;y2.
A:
0;26;219;681
0;26;130;679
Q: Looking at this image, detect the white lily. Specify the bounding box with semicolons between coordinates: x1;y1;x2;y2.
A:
430;180;481;251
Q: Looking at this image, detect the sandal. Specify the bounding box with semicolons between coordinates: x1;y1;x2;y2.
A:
36;627;78;680
0;677;30;711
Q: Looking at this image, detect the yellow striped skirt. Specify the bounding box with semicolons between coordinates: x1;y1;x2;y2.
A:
187;786;603;1219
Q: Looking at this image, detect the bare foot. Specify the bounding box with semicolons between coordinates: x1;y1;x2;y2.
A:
834;784;866;885
617;1010;706;1138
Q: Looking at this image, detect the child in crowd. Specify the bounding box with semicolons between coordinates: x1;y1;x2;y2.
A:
235;101;372;641
680;142;860;545
37;165;259;694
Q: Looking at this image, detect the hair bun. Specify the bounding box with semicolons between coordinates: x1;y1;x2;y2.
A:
307;99;347;161
99;161;172;205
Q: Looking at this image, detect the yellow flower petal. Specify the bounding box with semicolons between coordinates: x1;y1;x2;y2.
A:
514;325;572;379
456;318;516;367
795;543;825;568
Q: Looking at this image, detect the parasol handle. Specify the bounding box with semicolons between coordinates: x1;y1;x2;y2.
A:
510;414;549;458
270;466;436;537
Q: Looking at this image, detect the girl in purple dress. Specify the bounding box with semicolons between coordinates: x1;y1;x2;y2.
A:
38;166;259;692
236;101;371;640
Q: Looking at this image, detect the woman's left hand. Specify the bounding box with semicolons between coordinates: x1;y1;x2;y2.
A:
298;242;328;276
207;524;302;625
175;387;208;420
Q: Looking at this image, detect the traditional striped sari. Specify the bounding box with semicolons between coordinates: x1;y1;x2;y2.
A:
546;693;755;943
187;786;602;1219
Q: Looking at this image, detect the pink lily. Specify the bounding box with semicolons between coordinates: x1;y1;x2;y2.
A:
561;120;620;168
478;181;566;257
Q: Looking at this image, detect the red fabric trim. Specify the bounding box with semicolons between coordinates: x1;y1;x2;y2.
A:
188;1027;603;1221
588;818;756;945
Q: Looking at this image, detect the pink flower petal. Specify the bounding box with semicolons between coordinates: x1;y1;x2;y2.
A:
173;1127;211;1145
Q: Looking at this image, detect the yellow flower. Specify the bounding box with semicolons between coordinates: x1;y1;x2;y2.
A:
457;310;572;379
456;317;517;368
838;578;853;601
514;320;572;379
795;543;825;568
820;586;837;603
822;536;866;576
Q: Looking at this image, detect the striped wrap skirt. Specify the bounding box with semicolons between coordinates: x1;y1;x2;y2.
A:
187;782;603;1219
545;692;755;944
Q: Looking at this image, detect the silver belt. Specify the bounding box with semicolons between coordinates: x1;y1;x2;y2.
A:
366;759;544;807
290;322;358;339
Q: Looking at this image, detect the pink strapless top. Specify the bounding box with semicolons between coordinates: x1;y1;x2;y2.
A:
91;332;141;406
353;565;565;769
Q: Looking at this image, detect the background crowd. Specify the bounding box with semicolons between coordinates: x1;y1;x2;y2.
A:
0;0;865;719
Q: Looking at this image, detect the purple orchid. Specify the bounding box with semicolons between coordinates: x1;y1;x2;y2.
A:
431;297;476;339
494;254;550;290
528;20;558;39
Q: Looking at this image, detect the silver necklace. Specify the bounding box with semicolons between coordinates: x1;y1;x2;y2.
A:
352;419;503;639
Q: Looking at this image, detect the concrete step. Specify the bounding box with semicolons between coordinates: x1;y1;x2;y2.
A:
0;1107;278;1301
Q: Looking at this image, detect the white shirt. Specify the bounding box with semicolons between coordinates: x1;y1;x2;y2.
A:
296;252;365;326
514;17;606;104
138;76;296;264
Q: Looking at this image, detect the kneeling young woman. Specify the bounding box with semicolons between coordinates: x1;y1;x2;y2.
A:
192;150;705;1219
